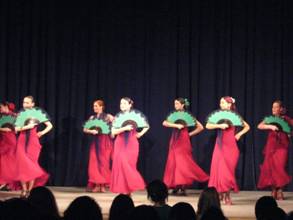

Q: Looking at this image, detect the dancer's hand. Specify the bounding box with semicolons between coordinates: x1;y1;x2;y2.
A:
235;133;241;141
124;124;133;131
177;124;184;130
269;125;278;131
26;123;36;129
91;130;99;135
37;131;44;137
0;128;12;132
218;123;229;130
20;123;36;131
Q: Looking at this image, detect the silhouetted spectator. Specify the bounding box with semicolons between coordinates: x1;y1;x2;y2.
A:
27;186;60;219
201;207;227;220
255;196;278;220
109;194;134;220
129;205;160;220
197;187;221;220
0;198;47;220
264;207;287;220
63;196;102;220
168;202;196;220
147;180;171;220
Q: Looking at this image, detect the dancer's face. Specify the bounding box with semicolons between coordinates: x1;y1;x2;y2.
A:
272;102;281;116
23;97;35;109
174;100;184;111
219;98;231;110
0;104;9;113
120;99;132;112
93;102;103;114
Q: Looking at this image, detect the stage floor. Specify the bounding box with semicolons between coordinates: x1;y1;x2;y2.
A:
1;187;293;220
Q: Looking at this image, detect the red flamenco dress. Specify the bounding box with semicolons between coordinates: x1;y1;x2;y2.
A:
208;126;239;193
13;127;49;188
257;120;291;189
0;128;18;185
110;130;145;194
87;133;113;189
163;128;209;188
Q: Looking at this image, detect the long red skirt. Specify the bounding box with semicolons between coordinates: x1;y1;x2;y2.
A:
12;127;49;188
110;130;145;194
0;131;18;184
87;134;113;188
257;131;291;189
163;128;209;188
208;127;239;193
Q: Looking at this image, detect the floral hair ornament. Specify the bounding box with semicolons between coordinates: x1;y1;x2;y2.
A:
231;97;235;104
5;102;15;112
184;98;190;107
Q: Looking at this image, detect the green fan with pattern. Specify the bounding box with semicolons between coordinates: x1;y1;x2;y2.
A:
207;110;243;127
166;111;197;127
0;114;16;128
263;116;291;134
83;118;111;134
112;109;149;129
15;107;50;127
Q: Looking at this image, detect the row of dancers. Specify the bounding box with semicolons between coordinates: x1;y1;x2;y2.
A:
0;96;292;205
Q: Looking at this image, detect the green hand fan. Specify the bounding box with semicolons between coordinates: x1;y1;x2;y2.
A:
112;109;149;129
166;111;197;127
0;115;16;128
263;115;291;134
15;107;50;127
83;118;111;134
207;110;243;127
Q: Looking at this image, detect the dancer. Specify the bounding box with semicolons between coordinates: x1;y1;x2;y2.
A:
206;96;250;205
83;100;113;192
257;100;293;200
14;96;52;197
0;102;17;189
110;97;149;194
163;98;209;195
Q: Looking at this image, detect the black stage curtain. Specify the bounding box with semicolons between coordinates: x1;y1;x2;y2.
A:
0;0;293;190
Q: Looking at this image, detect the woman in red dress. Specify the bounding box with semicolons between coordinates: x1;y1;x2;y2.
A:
14;96;52;197
163;98;209;195
110;97;149;194
83;100;113;193
206;96;250;205
257;100;293;200
0;102;17;189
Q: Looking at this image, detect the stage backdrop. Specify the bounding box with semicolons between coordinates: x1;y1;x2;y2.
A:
0;0;293;190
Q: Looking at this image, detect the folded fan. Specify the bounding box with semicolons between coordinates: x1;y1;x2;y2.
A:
83;118;111;134
112;109;149;129
263;115;291;134
0;115;16;128
166;111;197;127
206;110;243;127
15;107;50;127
